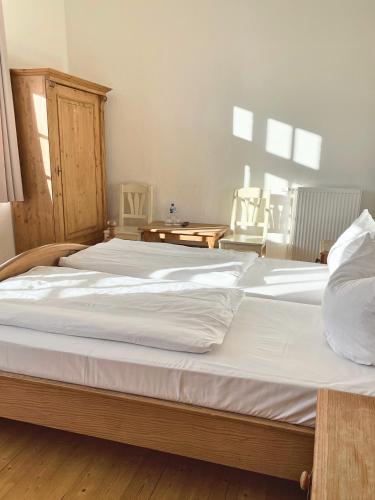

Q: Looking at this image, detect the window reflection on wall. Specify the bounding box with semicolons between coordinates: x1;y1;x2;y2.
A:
243;165;251;188
232;107;322;171
265;118;322;170
233;106;253;141
293;128;322;170
266;119;293;160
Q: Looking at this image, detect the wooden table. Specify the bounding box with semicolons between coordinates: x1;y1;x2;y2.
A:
303;389;375;499
139;222;229;249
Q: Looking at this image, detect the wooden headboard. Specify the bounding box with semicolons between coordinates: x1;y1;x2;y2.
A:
0;243;88;282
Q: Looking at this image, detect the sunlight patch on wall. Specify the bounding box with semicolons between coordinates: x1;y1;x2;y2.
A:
264;173;289;194
233;106;253;141
266;119;293;159
243;165;251;188
264;116;322;169
293;128;322;170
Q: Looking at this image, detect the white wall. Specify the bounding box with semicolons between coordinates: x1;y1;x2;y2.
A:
0;0;68;262
3;0;68;70
64;0;375;229
2;1;375;261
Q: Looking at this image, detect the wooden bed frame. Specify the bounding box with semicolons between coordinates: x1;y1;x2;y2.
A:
0;244;314;482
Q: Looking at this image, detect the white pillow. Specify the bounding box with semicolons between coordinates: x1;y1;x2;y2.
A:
327;209;375;274
323;232;375;365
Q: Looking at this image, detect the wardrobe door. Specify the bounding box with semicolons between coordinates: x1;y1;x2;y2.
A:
54;84;105;244
11;75;57;253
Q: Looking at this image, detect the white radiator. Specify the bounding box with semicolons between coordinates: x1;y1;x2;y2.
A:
291;187;362;262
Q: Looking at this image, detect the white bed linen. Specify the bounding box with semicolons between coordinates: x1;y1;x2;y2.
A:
0;267;242;353
0;296;373;427
60;239;328;305
238;258;329;305
323;233;375;365
327;209;375;274
59;239;257;287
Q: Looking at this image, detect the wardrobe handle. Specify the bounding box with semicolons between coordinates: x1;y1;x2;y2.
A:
57;166;62;176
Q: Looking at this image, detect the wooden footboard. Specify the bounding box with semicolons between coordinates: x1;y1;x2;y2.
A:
0;371;314;481
0;243;87;281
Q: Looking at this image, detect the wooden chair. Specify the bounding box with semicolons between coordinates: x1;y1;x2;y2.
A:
219;187;270;256
104;183;154;241
267;192;295;258
117;182;154;240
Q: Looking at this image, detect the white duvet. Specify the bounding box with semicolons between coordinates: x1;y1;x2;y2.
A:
59;238;257;286
0;267;243;353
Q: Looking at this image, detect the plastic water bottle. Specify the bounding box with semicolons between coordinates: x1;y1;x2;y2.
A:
166;203;178;225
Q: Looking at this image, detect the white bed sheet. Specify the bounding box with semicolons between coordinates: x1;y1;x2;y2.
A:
0;296;373;427
238;258;329;305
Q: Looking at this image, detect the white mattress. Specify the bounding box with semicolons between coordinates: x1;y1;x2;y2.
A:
0;296;373;427
239;258;329;305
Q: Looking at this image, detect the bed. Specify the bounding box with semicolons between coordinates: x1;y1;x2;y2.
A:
0;290;372;427
238;257;328;305
0;243;352;482
58;238;329;305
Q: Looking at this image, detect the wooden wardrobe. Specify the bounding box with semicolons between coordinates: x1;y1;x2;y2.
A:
11;68;111;253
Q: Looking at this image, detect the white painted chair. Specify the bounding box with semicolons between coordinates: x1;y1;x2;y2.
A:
105;183;154;241
219;187;270;256
267;192;295;258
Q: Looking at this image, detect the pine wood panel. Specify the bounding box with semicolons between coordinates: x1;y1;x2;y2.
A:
11;69;110;253
55;84;103;242
0;243;86;282
10;68;111;96
140;222;229;249
45;80;65;243
311;389;375;500
11;75;56;253
0;418;304;500
99;95;108;230
0;371;314;482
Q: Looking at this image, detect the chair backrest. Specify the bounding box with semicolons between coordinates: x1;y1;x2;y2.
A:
230;187;270;238
268;192;293;234
119;183;153;225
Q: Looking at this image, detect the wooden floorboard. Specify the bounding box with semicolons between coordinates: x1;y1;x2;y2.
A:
0;418;304;499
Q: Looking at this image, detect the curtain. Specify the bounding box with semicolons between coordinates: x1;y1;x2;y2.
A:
0;3;23;203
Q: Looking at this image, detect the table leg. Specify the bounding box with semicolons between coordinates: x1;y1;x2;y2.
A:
142;231;161;243
207;236;216;249
164;233;181;245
